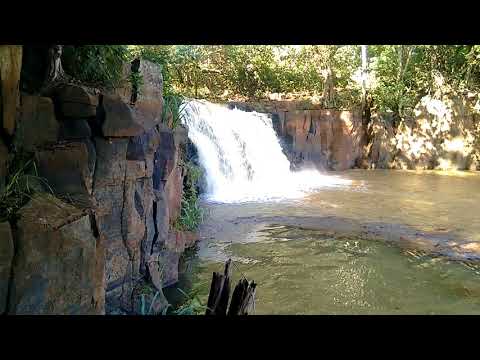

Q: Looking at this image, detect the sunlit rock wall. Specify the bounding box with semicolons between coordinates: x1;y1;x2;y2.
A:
369;93;480;170
274;109;365;170
228;100;365;171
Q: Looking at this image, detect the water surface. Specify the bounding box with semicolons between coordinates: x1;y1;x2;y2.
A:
176;170;480;315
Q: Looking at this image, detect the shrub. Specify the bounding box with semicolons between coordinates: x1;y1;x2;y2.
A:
0;153;53;223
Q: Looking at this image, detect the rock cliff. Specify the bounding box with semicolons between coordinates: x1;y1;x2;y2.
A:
0;46;197;315
368;93;480;170
228;100;366;171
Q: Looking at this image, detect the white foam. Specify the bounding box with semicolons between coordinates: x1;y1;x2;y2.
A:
182;99;351;203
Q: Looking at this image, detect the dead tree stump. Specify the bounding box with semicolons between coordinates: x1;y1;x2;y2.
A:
205;259;256;316
228;278;256;315
206;259;232;315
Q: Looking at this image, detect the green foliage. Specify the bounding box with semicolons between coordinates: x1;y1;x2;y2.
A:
62;45;129;89
130;45;176;96
140;290;170;316
176;195;204;232
174;161;204;232
170;287;207;315
0;153;53;223
60;44;480;114
130;45;361;104
139;286;207;316
162;95;188;129
129;71;144;96
369;45;480;117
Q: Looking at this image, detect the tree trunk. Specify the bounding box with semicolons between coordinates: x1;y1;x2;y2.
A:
359;45;375;168
361;45;368;100
205;259;232;315
322;67;336;108
42;45;68;92
0;45;23;136
228;278;256;315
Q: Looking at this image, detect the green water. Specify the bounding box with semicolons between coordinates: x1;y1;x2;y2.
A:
175;170;480;314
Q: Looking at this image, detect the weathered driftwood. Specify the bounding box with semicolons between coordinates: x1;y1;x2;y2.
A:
228;278;256;315
205;259;232;315
205;259;256;316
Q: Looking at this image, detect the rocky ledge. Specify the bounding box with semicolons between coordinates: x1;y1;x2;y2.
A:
0;58;198;314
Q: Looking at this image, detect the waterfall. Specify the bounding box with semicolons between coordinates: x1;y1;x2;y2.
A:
182;99;350;203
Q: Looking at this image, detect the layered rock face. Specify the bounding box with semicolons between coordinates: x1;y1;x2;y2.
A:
229;101;365;171
0;56;197;314
273;109;364;171
368;94;480;170
8;194;101;314
230;95;480;172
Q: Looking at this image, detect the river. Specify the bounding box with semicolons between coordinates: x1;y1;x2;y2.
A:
174;100;480;315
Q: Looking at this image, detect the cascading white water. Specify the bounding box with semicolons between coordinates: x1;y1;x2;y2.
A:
182;99;351;203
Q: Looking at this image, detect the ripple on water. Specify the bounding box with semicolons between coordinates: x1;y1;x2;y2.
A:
182;224;480;315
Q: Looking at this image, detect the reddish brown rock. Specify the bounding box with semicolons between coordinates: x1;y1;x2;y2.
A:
101;94;144;137
0;222;14;314
174;125;188;148
279;109;364;170
59;119;92;140
92;137;129;288
147;249;180;290
369;94;480;170
114;59;163;128
102;60;163;138
127;126;161;178
153;126;178;190
93;137;155;312
165;231;186;253
182;231;199;249
367;114;396;169
8;193;101;314
165;231;199;252
165;165;184;223
14;95;59;152
36;141;94;205
50;84;99;118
